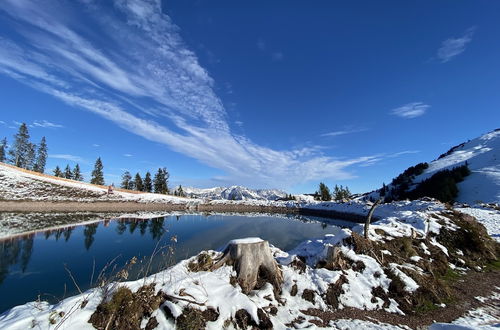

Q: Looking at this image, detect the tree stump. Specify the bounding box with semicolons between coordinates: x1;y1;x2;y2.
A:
212;238;283;295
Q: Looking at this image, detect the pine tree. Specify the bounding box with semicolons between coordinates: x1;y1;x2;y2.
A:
9;123;31;168
90;157;104;185
176;185;185;197
0;138;7;163
64;164;73;179
53;165;63;177
26;143;36;170
121;171;132;189
318;182;331;201
73;164;83;181
153;167;169;194
134;173;143;191
33;137;48;173
143;172;152;192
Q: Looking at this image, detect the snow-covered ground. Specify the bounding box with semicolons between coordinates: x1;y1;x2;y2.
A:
1;199;498;329
455;205;500;242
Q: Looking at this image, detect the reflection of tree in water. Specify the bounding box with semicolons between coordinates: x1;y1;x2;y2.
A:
116;220;127;235
149;218;166;240
84;223;98;250
139;220;148;236
129;221;138;234
20;235;34;272
0;235;35;285
63;227;74;241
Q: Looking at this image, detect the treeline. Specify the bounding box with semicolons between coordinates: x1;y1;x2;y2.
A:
384;162;429;200
405;164;470;203
121;168;171;195
0;123;48;173
315;182;351;201
53;163;84;181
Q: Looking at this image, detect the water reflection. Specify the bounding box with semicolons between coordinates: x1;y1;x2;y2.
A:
0;235;34;285
0;213;353;313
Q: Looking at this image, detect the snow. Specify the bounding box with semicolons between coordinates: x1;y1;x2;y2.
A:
0;162;191;203
413;129;500;204
329;319;410;329
228;237;264;244
454;205;500;242
183;185;287;201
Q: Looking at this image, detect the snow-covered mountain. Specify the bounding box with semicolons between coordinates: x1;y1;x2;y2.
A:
365;129;500;204
415;129;500;204
183;186;287;201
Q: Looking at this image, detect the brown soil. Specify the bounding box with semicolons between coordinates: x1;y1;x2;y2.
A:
304;268;500;329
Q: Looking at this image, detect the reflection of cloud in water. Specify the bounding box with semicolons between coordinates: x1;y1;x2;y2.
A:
8;270;41;278
174;215;342;257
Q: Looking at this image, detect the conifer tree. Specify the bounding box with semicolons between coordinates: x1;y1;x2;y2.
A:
9;123;31;168
134;172;143;191
33;137;48;173
90;157;104;185
318;182;331;201
143;171;152;192
0;137;7;163
121;171;132;189
73;164;83;181
25;143;37;170
153;167;169;194
53;166;63;177
176;185;185;197
64;164;73;179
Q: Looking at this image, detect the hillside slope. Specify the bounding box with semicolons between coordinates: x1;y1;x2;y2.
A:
414;129;500;204
0;162;187;204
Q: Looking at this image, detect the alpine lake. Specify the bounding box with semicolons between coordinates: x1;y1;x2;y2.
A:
0;212;356;313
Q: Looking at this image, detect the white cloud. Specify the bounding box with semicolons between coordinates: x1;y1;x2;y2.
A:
387;150;420;158
271;52;284;61
49;154;86;163
391;102;429;119
92;144;100;147
437;27;475;63
257;38;266;51
0;0;383;188
123;153;133;157
32;120;64;128
321;127;368;137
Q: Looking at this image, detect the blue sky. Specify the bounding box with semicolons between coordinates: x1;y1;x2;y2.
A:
0;0;499;193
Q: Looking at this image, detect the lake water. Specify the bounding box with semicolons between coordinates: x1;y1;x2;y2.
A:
0;213;353;313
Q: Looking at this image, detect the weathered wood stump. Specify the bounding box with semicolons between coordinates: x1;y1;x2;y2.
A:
212;238;283;295
364;198;383;239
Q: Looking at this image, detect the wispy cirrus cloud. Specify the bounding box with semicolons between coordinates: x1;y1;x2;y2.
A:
437;27;475;63
32;120;64;128
49;154;87;163
0;0;380;188
123;153;133;157
321;127;368;138
391;102;429;119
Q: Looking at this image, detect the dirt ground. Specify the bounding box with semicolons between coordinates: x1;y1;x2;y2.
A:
0;200;295;213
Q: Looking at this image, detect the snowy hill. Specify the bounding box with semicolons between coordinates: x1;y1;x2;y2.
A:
365;129;500;204
414;129;500;204
0;162;188;203
183;186;287;201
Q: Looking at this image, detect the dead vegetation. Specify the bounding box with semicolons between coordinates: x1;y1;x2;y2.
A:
89;284;164;330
